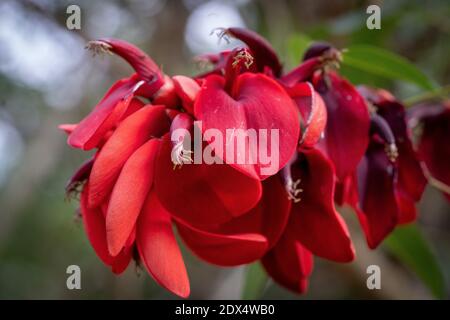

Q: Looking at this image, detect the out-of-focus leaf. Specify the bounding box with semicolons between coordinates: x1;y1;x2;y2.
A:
385;224;445;299
287;34;312;67
342;44;436;90
241;262;268;300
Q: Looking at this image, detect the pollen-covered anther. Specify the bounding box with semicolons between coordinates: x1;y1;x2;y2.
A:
319;48;343;70
286;179;303;203
85;40;113;57
385;143;399;162
65;181;85;201
171;140;193;170
232;49;254;69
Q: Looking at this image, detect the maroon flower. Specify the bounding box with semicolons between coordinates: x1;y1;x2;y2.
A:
409;101;450;201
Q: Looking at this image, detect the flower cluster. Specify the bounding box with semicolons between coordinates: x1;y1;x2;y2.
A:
60;28;449;297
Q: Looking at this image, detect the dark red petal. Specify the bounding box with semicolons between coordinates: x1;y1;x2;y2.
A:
287;82;327;147
88;105;169;208
418;107;450;197
302;42;333;61
194;73;300;180
314;72;370;181
155;135;262;226
175;218;268;267
354;141;399;249
225;28;282;76
65;156;95;196
172;75;200;114
68;75;140;150
290;148;355;262
262;221;313;294
93;38;163;85
137;191;190;298
106;139;160;256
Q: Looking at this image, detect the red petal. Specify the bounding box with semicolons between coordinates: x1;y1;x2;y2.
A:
152;75;179;108
154;135;262;226
175;218;268;267
225;28;282;76
290;148;355;262
68;75;139;150
262;221;313;294
279;57;321;87
174;175;290;266
136;191;190;298
88;105;169;208
172;75;200;113
118;97;144;121
80;183;132;274
194;73;300;180
59;124;77;135
314;72;370;180
286;82;327;147
106;139;160;256
218;175;291;249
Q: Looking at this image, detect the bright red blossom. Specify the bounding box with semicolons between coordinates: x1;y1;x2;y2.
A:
60;29;445;297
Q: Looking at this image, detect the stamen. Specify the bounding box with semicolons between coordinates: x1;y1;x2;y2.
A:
286;178;303;203
171;140;193;169
385;143;399;162
370;113;399;162
85;40;113;57
232;49;254;69
210;27;231;44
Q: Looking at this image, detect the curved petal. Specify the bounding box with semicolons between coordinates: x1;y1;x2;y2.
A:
194;73;300;180
68;75;140;150
175;218;268;267
218;175;291;249
286;82;327;147
290;148;355;262
174;175;290;266
92;38;163;85
314;72;370;181
262;222;313;294
80;183;132;274
172;75;200;113
106;139;160;256
155;135;262;226
88;105;170;208
136;191;190;298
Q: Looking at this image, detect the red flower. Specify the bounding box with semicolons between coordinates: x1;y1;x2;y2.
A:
60;30;434;298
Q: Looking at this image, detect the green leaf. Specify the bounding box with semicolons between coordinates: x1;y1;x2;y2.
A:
385;224;445;298
342;44;436;90
241;262;268;299
287;34;312;67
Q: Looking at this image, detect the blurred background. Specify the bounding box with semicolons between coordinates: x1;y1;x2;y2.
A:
0;0;449;299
